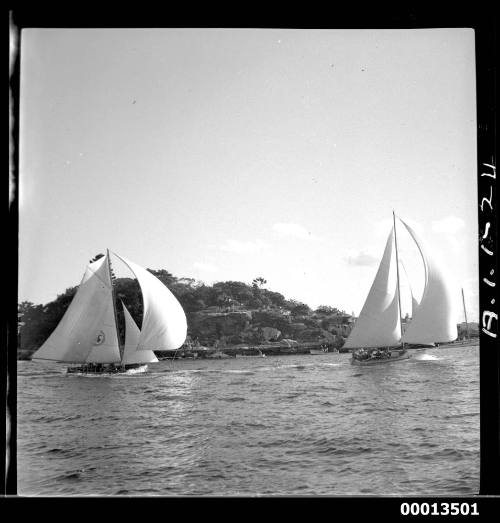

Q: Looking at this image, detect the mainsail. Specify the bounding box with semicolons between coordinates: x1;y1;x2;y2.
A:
32;255;121;363
344;230;401;349
121;303;159;364
400;219;457;344
113;253;187;351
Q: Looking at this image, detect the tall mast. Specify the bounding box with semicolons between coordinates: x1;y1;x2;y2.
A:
461;287;470;340
107;249;123;362
393;211;404;348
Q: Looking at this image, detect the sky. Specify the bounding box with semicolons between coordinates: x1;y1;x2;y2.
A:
17;28;478;322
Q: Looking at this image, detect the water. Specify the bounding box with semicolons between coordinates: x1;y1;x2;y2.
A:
17;344;479;496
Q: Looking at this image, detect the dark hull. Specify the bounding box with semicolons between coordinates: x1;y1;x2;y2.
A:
67;363;147;375
350;350;411;366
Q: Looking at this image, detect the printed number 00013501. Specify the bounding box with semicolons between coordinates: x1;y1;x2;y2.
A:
400;502;479;516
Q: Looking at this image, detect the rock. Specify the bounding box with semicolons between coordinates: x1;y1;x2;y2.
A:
260;326;281;341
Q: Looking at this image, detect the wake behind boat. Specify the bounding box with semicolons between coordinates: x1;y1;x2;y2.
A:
32;250;187;375
346;213;457;366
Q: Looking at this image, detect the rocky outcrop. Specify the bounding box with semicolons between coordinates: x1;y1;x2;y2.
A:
185;308;351;348
188;311;252;345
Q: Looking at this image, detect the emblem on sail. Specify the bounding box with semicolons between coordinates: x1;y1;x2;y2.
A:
32;251;187;368
95;331;105;345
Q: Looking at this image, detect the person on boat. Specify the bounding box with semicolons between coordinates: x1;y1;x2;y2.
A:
355;349;368;360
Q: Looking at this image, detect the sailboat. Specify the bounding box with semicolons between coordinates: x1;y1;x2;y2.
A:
346;213;457;365
32;251;187;374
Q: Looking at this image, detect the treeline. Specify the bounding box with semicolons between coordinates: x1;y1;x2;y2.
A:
18;255;345;352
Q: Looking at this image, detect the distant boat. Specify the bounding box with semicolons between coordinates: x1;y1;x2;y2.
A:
346;213;457;366
32;251;187;374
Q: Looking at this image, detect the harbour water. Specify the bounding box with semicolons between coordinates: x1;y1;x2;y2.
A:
17;344;479;496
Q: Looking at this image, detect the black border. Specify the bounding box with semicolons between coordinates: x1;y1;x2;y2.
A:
5;8;499;512
476;23;499;496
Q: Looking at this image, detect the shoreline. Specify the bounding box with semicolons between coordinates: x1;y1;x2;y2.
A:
17;339;479;362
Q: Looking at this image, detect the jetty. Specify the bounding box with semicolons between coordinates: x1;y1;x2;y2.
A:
156;340;347;360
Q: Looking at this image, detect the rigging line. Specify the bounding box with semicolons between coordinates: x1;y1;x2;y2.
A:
461;288;470;340
170;345;181;361
393;210;404;348
107;249;123;362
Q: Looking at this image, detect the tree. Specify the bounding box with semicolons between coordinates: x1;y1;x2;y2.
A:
212;281;254;307
262;290;286;308
147;269;176;287
315;305;341;315
252;277;267;289
290;302;312;316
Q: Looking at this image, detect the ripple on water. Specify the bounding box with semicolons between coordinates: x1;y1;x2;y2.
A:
17;346;479;496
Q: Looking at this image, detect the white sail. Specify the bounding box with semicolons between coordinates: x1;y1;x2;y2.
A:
400;219;458;344
399;260;419;334
121;302;159;364
411;296;419;317
32;255;121;363
113;253;187;351
344;230;402;348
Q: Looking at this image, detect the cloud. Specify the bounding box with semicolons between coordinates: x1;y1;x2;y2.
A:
431;216;466;235
193;261;217;272
220;239;267;253
346;251;379;266
273;222;320;241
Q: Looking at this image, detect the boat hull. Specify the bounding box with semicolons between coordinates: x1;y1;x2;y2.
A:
350;350;411;365
67;363;148;375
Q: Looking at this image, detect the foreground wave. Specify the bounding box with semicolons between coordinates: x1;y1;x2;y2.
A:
17;345;479;496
